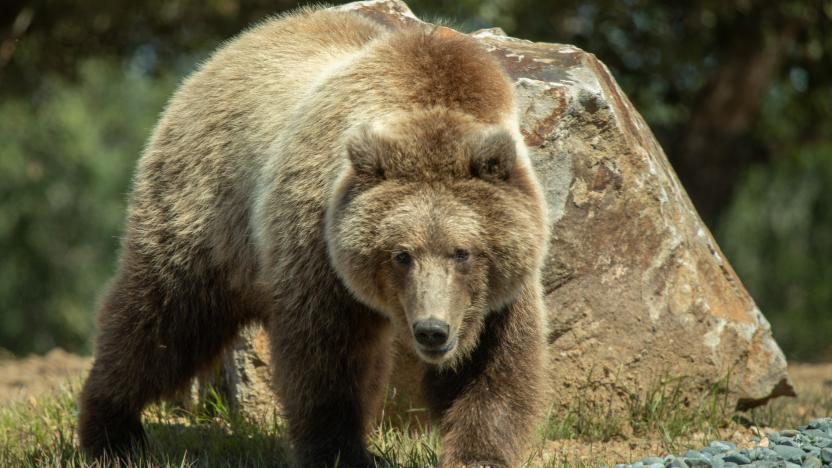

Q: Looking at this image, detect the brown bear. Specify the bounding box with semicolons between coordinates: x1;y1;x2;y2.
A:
78;6;550;467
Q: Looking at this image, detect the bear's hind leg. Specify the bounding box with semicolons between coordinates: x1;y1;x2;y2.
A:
79;252;251;459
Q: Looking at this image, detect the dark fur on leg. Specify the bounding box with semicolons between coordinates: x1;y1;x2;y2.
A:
78;245;256;459
269;288;393;468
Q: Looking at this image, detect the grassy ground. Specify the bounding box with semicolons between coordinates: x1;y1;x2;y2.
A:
0;363;830;467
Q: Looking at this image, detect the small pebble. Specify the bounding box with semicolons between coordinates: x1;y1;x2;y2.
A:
643;457;664;464
781;429;800;438
647;463;663;468
683;458;712;468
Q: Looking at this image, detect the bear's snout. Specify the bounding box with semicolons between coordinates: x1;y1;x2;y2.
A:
413;318;450;349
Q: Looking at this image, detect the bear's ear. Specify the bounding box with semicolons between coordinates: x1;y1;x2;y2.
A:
345;125;393;179
469;129;517;182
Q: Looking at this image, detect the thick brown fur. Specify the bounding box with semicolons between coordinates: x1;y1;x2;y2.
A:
79;6;549;467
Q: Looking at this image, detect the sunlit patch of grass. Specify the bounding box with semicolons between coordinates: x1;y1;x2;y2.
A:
0;382;85;467
540;396;625;442
0;382;291;467
540;373;735;453
626;375;733;453
1;365;828;467
369;416;440;467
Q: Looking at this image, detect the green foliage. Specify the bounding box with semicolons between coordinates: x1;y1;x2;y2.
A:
718;143;832;362
0;60;175;355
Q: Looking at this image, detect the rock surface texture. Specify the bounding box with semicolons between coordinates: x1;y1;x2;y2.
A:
213;0;793;417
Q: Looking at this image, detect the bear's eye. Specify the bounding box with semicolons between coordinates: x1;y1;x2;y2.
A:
453;249;470;263
393;251;412;267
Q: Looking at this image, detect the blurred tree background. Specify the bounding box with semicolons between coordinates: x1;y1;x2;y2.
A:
1;0;830;360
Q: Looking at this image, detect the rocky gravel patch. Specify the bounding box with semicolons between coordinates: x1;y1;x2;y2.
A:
616;418;832;468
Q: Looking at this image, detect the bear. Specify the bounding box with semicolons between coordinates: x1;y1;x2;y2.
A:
78;6;550;467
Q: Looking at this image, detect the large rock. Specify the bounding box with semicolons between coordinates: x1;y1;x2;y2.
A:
209;0;794;418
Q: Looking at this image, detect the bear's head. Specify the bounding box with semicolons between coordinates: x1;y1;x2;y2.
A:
326;109;547;368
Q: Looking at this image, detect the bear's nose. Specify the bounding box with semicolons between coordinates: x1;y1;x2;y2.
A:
413;319;450;348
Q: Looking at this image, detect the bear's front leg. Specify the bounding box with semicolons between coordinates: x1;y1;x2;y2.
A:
424;282;547;468
269;298;393;468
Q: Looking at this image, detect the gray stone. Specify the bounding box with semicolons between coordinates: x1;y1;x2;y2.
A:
768;434;787;445
753;462;787;468
643;457;665;465
820;447;832;464
668;459;690;468
801;455;822;468
758;448;782;461
773;445;806;463
722;452;751;464
684;458;713;468
802;429;830;439
711;442;734;452
803;447;820;456
809;419;832;431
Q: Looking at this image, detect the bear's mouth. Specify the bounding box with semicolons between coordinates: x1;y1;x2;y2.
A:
416;336;458;361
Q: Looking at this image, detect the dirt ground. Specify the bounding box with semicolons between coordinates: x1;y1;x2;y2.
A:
0;350;829;464
0;348;91;403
